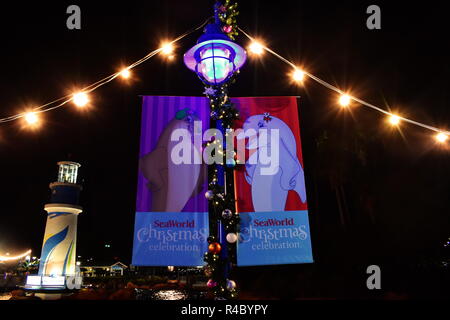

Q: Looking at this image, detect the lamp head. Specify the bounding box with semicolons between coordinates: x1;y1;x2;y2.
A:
184;22;247;86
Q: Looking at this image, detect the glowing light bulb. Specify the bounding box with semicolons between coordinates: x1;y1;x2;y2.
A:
24;112;39;125
388;114;401;126
339;94;351;107
292;69;305;82
73;92;89;107
161;42;174;55
249;41;264;55
119;68;131;79
436;132;448;143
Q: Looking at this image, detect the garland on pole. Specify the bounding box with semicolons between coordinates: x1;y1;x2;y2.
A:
201;79;241;299
218;0;240;40
199;1;242;299
202;80;241;298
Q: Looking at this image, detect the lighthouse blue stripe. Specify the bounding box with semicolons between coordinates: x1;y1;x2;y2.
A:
48;212;71;219
38;226;69;275
62;240;73;275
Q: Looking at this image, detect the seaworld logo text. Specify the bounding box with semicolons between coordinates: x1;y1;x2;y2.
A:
253;218;294;227
153;220;195;228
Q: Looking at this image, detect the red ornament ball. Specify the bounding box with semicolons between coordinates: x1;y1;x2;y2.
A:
223;25;233;34
207;279;218;288
208;242;222;254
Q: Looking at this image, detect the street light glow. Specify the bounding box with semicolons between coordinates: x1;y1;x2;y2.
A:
161;42;174;55
119;68;131;79
436;132;448;143
248;41;264;55
292;68;305;82
0;249;32;262
388;114;401;126
24;112;39;125
73;92;89;107
339;94;352;107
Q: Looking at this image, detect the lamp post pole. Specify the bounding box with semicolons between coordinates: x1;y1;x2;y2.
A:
184;1;246;299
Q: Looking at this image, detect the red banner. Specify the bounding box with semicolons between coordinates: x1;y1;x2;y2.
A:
232;96;308;213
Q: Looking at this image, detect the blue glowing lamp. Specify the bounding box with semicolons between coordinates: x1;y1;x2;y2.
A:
184;22;247;86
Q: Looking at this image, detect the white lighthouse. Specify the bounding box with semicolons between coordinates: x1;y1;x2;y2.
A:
26;161;83;291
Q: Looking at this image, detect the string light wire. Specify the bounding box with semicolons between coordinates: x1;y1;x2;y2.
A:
0;249;32;262
0;17;212;124
238;27;450;136
0;18;448;139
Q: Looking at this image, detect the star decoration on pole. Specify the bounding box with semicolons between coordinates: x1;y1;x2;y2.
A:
203;87;217;96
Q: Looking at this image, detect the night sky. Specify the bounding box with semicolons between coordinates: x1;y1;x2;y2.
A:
0;1;449;296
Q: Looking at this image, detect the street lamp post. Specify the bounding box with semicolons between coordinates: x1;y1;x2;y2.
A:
184;2;246;299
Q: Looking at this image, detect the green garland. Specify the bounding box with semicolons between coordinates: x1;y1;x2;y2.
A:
195;0;242;301
203;75;240;129
218;0;239;40
202;73;242;299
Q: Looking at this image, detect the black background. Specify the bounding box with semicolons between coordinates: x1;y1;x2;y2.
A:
0;1;449;298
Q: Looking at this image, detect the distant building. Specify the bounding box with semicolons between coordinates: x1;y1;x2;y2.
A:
81;261;128;277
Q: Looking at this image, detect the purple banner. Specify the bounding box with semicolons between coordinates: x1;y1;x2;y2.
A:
136;96;210;213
